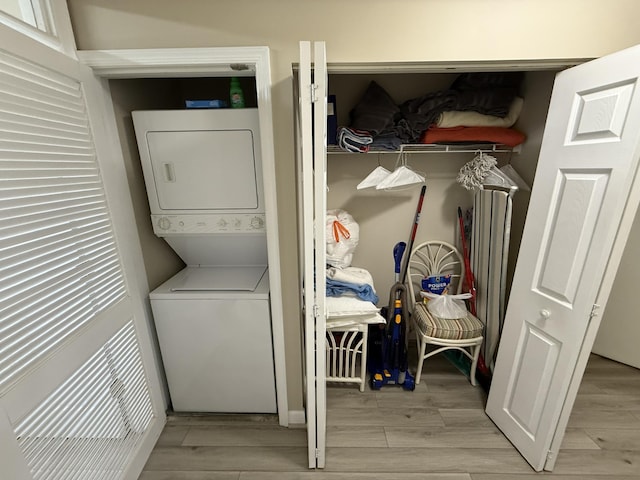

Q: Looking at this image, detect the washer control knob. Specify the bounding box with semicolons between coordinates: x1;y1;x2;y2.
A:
217;218;228;228
157;217;171;230
234;218;242;228
250;216;264;229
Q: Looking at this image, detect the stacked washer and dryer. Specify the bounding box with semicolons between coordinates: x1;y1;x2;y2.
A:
132;108;277;413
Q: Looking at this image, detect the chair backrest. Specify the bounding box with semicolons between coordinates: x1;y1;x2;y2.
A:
406;241;466;309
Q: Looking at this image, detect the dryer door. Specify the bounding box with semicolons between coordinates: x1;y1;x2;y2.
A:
147;129;259;210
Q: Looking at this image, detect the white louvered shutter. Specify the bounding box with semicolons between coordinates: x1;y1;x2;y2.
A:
0;25;162;480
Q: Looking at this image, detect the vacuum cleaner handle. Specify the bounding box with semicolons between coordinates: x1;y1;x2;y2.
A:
393;242;406;282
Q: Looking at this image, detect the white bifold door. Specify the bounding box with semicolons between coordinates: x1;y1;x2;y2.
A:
299;40;328;469
486;44;640;471
301;39;640;472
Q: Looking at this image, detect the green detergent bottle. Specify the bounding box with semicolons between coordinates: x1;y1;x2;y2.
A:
229;77;245;108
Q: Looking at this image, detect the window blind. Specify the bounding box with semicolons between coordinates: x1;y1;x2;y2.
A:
0;49;127;394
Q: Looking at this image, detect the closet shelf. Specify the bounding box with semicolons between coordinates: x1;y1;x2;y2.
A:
327;143;520;155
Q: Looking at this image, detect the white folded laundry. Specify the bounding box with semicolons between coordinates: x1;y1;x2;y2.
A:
325;295;380;317
436;97;524;128
326;266;376;292
326;313;386;329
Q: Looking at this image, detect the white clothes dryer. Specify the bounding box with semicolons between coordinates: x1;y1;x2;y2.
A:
132;109;276;413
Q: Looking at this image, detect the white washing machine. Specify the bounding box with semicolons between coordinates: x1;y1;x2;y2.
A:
133;109;276;413
149;266;276;413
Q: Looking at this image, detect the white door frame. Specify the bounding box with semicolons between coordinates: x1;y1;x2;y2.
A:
77;46;289;426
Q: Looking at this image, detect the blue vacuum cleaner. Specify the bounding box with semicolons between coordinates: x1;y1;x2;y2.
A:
370;282;415;391
370;186;426;391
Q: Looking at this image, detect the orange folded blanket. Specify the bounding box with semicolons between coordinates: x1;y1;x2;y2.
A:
420;126;526;147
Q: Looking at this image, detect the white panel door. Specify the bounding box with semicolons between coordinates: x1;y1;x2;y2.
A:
487;44;640;471
299;40;328;469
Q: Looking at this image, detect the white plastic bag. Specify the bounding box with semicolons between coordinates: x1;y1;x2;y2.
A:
420;291;471;319
326;209;359;268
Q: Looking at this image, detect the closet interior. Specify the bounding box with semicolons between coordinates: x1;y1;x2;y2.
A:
107;74;258;290
316;66;562;389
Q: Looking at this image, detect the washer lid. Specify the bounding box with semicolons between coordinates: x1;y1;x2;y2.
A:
170;265;267;292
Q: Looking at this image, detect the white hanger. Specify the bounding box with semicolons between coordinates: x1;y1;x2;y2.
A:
376;149;425;190
357;147;426;190
357;164;391;189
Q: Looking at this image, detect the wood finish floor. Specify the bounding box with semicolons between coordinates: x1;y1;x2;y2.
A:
139;353;640;479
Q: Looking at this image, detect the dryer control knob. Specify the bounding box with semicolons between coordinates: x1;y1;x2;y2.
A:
157;217;172;230
250;216;264;229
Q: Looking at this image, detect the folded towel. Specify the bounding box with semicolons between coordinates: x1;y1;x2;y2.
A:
337;127;373;153
326;278;379;303
326;266;375;291
326;295;380;317
327;313;386;329
436;97;524;128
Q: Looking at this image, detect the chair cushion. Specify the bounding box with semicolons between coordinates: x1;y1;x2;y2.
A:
413;302;484;340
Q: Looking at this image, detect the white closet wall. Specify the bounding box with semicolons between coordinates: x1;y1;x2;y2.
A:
593;208;640;368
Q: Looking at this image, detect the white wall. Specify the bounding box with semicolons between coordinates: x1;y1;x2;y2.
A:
593;208;640;368
66;0;640;410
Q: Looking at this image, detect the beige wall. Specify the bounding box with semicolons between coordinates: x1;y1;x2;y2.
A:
108;79;186;291
67;0;640;412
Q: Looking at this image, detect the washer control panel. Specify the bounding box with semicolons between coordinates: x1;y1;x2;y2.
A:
152;214;266;235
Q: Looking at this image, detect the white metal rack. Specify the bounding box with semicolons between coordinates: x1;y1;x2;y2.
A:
328;143;520;154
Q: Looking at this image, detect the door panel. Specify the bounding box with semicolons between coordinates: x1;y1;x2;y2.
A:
147;130;259;210
507;325;559;435
487;44;640;471
299;39;328;469
536;170;609;304
312;40;328;469
299;40;317;469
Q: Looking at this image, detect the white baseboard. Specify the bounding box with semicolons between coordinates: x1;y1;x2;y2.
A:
288;410;306;425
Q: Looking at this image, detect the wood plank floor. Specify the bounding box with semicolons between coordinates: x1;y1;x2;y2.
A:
139;353;640;479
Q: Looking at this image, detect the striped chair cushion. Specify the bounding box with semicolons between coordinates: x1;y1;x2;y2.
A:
413;302;484;340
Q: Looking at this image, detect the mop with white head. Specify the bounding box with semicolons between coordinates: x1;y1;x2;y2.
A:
457;152;497;190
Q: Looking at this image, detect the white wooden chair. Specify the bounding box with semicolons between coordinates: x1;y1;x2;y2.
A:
326;323;369;391
406;241;484;386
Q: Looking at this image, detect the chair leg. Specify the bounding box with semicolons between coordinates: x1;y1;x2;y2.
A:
359;330;368;392
469;342;482;387
415;335;427;385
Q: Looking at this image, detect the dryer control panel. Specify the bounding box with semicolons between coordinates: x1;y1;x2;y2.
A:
152;214;266;235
